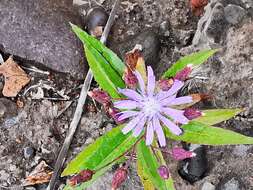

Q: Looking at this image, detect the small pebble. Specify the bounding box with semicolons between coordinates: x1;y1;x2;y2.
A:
86;7;108;37
224;4;246;25
23;147;35;159
202;182;215;190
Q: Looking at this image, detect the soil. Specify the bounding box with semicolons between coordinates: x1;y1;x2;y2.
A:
0;0;252;190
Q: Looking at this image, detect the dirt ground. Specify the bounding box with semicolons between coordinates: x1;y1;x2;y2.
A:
0;0;253;190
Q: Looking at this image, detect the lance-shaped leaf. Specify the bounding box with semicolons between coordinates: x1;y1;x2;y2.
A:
84;44;124;98
162;49;218;78
62;126;138;177
165;121;253;145
137;157;155;190
194;108;243;126
71;23;126;76
137;140;174;190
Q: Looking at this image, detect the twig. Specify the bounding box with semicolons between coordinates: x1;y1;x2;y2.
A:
47;1;120;189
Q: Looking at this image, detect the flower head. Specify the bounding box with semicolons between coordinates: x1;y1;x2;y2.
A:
157;165;170;179
69;169;94;186
112;167;128;190
114;66;194;146
171;147;196;160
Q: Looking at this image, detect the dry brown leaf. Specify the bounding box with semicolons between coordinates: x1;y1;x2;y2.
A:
0;56;30;97
24;161;53;186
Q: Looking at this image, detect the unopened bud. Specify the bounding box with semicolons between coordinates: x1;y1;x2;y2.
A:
158;79;174;91
172;147;196;161
174;65;192;81
112;167;128;190
88;88;111;104
183;108;202;120
157;165;170;179
123;69;138;89
69;169;94;186
108;107;125;124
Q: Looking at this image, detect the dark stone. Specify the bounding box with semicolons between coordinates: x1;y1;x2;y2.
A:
113;30;161;69
0;0;87;79
23;147;35;159
178;145;208;183
86;7;108;35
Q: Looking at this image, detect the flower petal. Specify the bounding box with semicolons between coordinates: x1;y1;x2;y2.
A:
153;115;166;147
156;80;184;100
157;113;182;135
160;95;176;106
122;113;144;134
133;116;146;137
147;66;156;96
168;96;193;106
118;88;143;101
117;111;139;121
134;71;145;93
146;120;154;145
161;107;189;124
114;100;142;109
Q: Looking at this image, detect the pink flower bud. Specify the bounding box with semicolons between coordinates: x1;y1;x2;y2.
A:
174;65;192;81
158;79;174;91
108;107;125;124
123;69;138;89
172;147;196;161
88;88;111;104
112;167;128;190
69;169;94;186
183;108;202;120
157;165;170;179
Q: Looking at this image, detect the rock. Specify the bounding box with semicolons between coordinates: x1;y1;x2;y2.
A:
86;7;108;37
202;182;215;190
0;0;87;79
178;145;208;183
114;30;161;69
202;22;253;114
224;4;246;25
23;147;35;159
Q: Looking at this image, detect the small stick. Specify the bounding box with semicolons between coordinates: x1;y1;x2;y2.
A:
47;1;120;189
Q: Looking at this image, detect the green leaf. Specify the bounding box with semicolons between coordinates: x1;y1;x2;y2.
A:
84;44;124;98
137;140;174;190
62;126;138;176
165;121;253;145
137;157;155;190
162;49;218;78
71;23;125;97
70;23;126;76
195;109;243;126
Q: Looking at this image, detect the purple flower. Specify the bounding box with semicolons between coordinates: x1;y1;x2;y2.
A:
157;165;170;179
171;147;196;160
184;107;202;120
114;66;193;146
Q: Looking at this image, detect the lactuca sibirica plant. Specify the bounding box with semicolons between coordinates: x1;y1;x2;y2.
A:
61;24;253;190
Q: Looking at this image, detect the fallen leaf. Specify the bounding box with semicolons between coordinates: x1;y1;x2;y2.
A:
0;56;30;97
24;161;53;186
